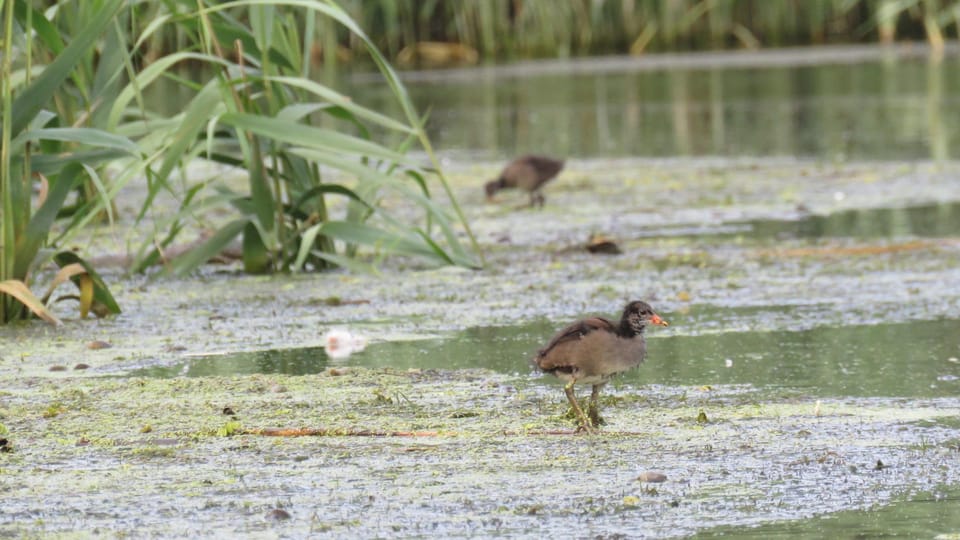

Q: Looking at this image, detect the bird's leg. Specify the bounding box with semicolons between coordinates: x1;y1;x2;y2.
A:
564;380;595;434
530;191;545;208
519;193;543;210
588;383;607;426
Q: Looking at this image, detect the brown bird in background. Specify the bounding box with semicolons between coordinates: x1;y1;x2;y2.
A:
484;155;564;208
533;301;668;433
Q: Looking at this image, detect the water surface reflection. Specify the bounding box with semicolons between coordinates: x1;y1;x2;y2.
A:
134;317;960;399
348;50;960;161
690;201;960;242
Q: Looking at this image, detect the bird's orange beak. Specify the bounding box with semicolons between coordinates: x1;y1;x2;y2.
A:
649;314;669;327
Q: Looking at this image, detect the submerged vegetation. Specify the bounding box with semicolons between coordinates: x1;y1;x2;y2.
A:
0;0;480;324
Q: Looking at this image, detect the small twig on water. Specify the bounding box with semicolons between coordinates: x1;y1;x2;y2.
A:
246;427;650;437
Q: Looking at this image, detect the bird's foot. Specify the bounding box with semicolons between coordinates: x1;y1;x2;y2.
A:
575;422;597;435
587;408;606;427
564;407;598;434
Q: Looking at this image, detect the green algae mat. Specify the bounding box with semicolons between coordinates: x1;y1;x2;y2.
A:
4;158;960;537
2;368;960;537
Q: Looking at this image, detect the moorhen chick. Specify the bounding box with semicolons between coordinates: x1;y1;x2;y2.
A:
484;155;564;208
533;301;668;433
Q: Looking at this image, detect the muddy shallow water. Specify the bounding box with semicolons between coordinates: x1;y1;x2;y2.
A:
3;154;960;537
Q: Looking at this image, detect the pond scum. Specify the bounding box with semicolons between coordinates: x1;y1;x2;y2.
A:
5;159;960;536
1;366;959;537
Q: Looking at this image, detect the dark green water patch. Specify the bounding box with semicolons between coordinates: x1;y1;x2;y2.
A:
131;317;960;399
654;317;960;398
698;488;960;538
132;349;329;378
740;201;960;241
641;201;960;242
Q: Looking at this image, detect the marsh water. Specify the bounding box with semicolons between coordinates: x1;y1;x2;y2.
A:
148;45;960;162
348;45;960;161
11;46;960;538
370;48;960;537
139;194;960;399
139;316;960;400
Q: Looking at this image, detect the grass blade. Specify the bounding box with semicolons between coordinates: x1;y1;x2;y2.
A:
165;218;249;276
15;163;83;278
53;252;122;316
11;0;124;135
218;112;418;166
0;280;62;325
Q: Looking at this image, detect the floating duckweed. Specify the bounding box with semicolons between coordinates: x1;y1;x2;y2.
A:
42;403;66;418
216;421;244;437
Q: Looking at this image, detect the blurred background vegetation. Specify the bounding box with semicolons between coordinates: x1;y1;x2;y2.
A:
298;0;956;65
122;1;960;70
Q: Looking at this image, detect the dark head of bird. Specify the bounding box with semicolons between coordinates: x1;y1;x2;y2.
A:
484;178;506;200
620;301;669;336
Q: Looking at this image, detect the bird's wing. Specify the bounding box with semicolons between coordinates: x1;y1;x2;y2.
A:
500;159;528;186
526;155;564;179
535;317;616;365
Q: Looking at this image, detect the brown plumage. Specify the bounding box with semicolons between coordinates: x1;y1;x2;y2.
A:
484;155;564;207
534;301;668;433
